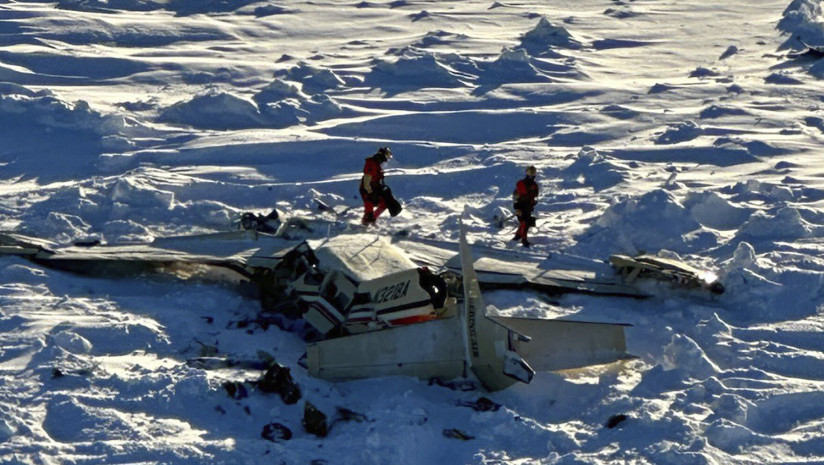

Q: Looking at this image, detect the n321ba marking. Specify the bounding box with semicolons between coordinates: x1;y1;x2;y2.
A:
373;280;410;304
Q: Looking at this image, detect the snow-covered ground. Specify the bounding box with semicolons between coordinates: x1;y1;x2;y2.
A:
2;0;824;463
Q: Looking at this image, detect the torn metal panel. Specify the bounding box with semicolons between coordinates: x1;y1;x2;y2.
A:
609;254;725;294
491;317;631;372
306;317;466;381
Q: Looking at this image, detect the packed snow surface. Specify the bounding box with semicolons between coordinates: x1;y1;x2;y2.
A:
2;0;824;464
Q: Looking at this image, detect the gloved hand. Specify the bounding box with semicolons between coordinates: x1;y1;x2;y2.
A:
514;209;523;217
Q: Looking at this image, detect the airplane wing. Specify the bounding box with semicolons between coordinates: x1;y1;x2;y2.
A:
0;230;302;278
393;236;647;298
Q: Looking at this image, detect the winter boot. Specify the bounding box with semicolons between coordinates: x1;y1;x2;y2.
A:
521;237;530;247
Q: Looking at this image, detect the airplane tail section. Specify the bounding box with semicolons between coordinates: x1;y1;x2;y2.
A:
491;316;631;372
458;221;532;390
458;219;632;390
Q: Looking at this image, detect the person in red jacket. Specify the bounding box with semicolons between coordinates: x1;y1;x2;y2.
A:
512;165;539;247
360;147;392;225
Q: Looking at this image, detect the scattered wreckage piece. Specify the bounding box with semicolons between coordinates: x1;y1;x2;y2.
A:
239;209;281;234
394;237;648;298
0;230;266;278
609;253;724;294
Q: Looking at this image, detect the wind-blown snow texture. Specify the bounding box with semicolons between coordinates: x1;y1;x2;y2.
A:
2;1;824;464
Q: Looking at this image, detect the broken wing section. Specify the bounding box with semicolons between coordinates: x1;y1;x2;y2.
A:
490;317;631;372
609;253;725;294
305;317;466;381
393;236;647;298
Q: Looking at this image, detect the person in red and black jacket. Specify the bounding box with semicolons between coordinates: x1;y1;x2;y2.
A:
360;147;392;225
512;165;539;247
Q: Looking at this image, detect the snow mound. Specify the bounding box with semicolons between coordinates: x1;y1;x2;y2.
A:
0;88;134;180
253;79;305;104
300;94;348;121
704;419;768;454
765;72;803;85
713;137;787;157
663;334;719;380
173;199;241;229
519;17;582;55
167;0;261;16
25;212;93;245
111;176;175;209
415;29;470;48
654;121;703;145
720;241;824;318
778;0;824;48
17;173;202;243
682;191;750;230
561;146;626;191
0;82;39;97
254;5;295;17
0;263;48;283
274;62;347;94
18;185;102;242
151;83;341;129
727;241;759;270
257;98;307;128
604;7;640;19
364;47;468;92
579;189;706;255
808;60;824;78
600;104;641;120
699;105;749;119
473;46;583;90
477;48;552;86
0;419;14;442
254;79;349;125
159;90;264;129
43;395;146;442
746;391;824;436
55;0;162;12
99;219;154;243
50;330;93;354
689;66;721;79
726;179;796;203
736;206;813;241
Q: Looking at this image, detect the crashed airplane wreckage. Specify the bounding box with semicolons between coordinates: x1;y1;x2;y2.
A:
609;253;725;295
0;223;639;391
